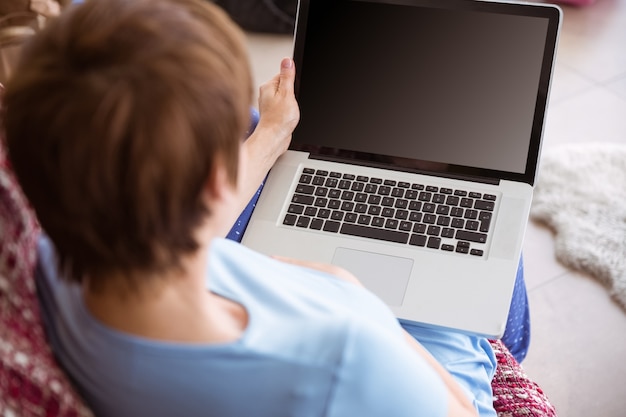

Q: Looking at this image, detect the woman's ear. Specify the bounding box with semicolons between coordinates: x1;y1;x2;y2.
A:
202;155;236;206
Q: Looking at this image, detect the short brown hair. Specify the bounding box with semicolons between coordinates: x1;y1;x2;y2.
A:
3;0;253;286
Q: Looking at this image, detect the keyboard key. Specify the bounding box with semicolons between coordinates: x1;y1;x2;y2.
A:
409;212;423;222
465;220;479;231
302;168;315;174
372;217;385;227
418;192;432;202
382;208;395;217
405;190;419;200
314;197;328;207
399;221;412;231
441;244;454;252
328;200;340;209
384;179;396;186
464;209;478;219
283;214;297;225
329;171;342;178
331;211;344;221
440;187;453;194
423;214;437;224
413;223;426;234
384;219;399;229
341;201;355;211
288;204;304;214
351;182;365;192
469;192;482;198
480;218;491;233
394;199;408;209
441;228;455;238
398;181;410;188
355;203;368;213
340;223;409;244
317;209;330;219
323;220;341;233
343;174;356;180
432;194;446;204
315;170;328;176
395;210;408;220
304;207;317;216
296;216;310;228
460;198;473;208
381;197;394;207
378;186;391;196
296;184;315;195
422;203;436;213
483;194;497;201
292;194;314;205
437;216;451;227
436;205;450;215
310;218;323;230
355;193;368;203
475;200;495;211
427;237;441;249
451;218;465;228
364;184;378;193
450;207;464;217
314;188;328;197
341;191;355;200
299;174;313;184
345;213;358;223
409;201;422;211
325;178;339;188
392;188;404;197
357;175;369;182
409;234;427;246
470;249;484;256
338;180;351;189
358;215;372;225
427;225;441;236
456;242;470;254
426;186;438;192
456;230;488;243
446;195;460;206
368;206;382;215
328;189;341;199
370;177;383;184
411;183;424;190
454;190;467;196
312;176;325;186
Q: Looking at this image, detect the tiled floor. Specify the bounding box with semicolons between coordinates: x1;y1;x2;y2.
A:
243;1;626;416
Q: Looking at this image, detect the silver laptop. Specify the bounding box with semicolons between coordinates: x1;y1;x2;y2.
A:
242;0;561;338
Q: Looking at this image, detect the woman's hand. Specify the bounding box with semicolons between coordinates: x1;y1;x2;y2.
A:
234;58;300;220
255;57;300;156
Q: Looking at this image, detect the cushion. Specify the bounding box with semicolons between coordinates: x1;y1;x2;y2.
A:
0;145;93;417
0;143;556;417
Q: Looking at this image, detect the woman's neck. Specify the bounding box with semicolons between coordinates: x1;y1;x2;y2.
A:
83;245;248;344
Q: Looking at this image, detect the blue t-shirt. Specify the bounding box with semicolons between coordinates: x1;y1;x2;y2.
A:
36;236;496;417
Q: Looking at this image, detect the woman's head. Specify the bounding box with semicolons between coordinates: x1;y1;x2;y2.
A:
2;0;253;287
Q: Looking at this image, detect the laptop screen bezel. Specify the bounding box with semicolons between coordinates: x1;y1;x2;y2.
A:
291;0;561;186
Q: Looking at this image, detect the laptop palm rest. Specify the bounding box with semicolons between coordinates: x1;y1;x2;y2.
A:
331;248;412;306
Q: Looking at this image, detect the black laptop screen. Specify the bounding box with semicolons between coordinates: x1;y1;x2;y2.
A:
292;0;560;185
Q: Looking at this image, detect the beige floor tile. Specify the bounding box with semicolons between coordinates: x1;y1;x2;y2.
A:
522;221;570;290
542;86;626;147
523;271;626;417
606;73;626;100
548;62;597;105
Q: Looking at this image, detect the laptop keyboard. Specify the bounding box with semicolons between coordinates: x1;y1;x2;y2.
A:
282;168;498;257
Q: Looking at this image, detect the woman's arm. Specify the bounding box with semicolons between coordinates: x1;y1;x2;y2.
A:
235;57;300;216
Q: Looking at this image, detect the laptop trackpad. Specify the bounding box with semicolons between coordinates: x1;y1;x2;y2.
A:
331;248;412;307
